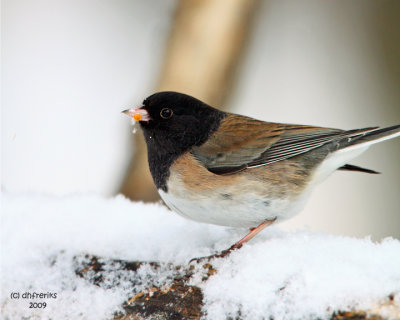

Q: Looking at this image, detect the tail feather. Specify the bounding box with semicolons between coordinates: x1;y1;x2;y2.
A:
357;124;400;142
338;164;380;174
338;124;400;151
313;124;399;184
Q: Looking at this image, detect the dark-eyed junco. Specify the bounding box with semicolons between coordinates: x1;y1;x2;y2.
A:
123;91;400;257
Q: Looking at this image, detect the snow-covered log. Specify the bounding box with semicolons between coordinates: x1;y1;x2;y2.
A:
2;194;400;319
75;254;397;320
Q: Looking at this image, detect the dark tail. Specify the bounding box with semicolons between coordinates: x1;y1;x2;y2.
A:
335;124;400;174
337;124;400;150
338;164;380;174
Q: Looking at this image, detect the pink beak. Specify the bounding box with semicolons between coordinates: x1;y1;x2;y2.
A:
122;108;151;122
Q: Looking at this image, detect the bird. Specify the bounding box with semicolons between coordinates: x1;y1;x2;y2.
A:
123;91;400;259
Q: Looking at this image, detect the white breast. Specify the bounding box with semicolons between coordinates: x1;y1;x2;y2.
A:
158;186;310;228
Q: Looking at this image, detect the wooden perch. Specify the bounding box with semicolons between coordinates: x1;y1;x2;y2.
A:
74;254;215;320
119;0;259;201
74;254;396;320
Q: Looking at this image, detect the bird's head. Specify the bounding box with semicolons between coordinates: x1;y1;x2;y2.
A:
123;91;226;154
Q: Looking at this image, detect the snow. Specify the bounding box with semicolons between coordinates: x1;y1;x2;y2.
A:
1;193;400;320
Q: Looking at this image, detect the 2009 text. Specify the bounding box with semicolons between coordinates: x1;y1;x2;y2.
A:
29;302;47;309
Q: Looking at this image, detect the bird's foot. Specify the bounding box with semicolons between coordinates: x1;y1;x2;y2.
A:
189;218;276;264
189;243;242;264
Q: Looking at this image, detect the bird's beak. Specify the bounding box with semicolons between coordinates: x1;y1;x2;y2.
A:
122;108;151;122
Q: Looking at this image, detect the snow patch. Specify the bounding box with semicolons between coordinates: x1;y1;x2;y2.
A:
1;193;399;319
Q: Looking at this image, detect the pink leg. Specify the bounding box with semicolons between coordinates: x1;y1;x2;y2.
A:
227;217;277;251
190;217;276;263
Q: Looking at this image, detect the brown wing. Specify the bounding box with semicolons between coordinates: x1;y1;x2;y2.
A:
191;114;377;175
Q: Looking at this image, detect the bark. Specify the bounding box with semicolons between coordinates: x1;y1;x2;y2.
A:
75;254;395;320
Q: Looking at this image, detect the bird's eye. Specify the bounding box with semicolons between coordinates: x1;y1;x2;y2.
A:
160;108;173;119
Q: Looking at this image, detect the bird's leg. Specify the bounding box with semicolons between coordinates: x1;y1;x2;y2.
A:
221;217;277;255
190;217;276;263
227;217;277;250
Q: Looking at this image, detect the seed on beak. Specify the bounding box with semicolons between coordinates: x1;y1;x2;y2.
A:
122;108;151;122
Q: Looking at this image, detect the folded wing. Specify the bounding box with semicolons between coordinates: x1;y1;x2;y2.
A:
191;114;379;175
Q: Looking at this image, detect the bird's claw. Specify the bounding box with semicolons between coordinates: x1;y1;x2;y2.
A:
189;244;242;264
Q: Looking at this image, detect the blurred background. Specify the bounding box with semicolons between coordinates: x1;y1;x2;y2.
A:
2;0;400;239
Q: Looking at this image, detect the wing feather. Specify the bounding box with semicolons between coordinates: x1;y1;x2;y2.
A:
191;114;378;174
